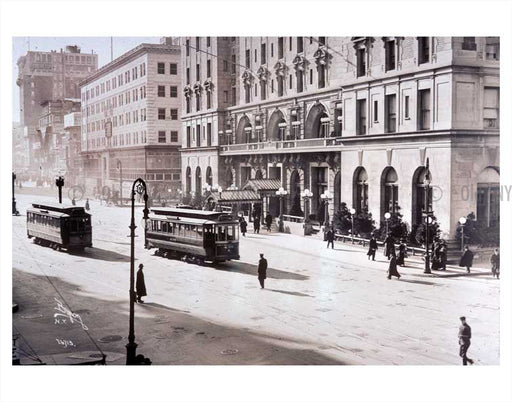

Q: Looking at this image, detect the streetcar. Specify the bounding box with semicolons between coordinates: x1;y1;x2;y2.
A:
145;207;240;264
26;203;92;251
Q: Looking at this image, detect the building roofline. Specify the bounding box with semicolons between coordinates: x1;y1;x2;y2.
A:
79;43;181;87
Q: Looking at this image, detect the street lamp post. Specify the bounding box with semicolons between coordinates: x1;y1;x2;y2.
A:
12;172;19;216
117;160;123;205
275;187;288;233
423;158;432;274
384;212;391;237
301;189;313;236
55;176;65;204
126;178;149;365
350;208;356;243
459;216;467;251
320;190;333;227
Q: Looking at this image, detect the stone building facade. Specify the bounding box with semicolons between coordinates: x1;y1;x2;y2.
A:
79;42;182;201
16;45;98;171
182;36;500;237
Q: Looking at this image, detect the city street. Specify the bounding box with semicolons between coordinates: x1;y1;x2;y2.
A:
12;193;500;365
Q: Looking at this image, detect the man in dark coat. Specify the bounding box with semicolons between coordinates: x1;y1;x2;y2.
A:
326;228;335;249
387;253;401;280
136;263;147;303
367;235;378;261
439;241;447;271
265;213;273;232
253;216;260;234
85;198;90;211
458;316;474;365
258;253;268;289
396;239;407;266
239;217;247;237
459;246;474;273
383;235;395;260
491;248;500;279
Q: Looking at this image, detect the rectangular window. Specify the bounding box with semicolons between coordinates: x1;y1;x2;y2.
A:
277;77;283;96
245;85;251;103
170;63;177;75
186;98;191;113
171;131;178;142
319;37;326;45
196;37;200;51
254;49;257;63
232;87;236;105
207;91;211;109
261;43;266;64
462;37;477;51
404;95;410;119
170;86;178;97
207;123;212;146
158;108;166;120
271;43;274;58
186;126;191;147
318;65;325;88
158;62;165;74
485;37;499;60
196;124;201;145
297;72;304;93
373;100;379;123
297;37;304;53
223;60;228;72
186;39;190;56
310;69;313;85
158;131;166;143
196;64;200;81
357;99;367;135
385;40;396;71
483;87;499;128
207;36;211;47
223;90;229;102
289;74;293;89
418;89;431;130
207;59;211;78
278;37;284;59
418;37;430;64
170;109;178;120
357;48;366;77
245;49;250;68
231;55;236;73
158;85;165;97
385;94;397;133
261;82;266;100
186;67;190;85
196;94;201;111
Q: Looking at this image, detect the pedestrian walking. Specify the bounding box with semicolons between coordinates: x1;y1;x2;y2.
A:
459;245;474;273
326;227;335;249
258;253;268;289
387;252;401;280
367;235;378;261
431;242;443;270
491;248;500;279
85;198;90;211
396;239;407;267
253;216;260;234
383;235;395;260
240;217;247;237
136;263;147;303
458;316;474;365
265;213;273;232
439;241;447;271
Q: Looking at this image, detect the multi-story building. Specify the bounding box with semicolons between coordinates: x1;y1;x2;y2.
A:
79;41;182;201
35;98;81;178
180;37;239;204
16;45;98;170
12;122;29;172
181;36;500;237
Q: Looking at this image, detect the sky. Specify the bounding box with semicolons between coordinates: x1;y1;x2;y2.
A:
12;36;161;122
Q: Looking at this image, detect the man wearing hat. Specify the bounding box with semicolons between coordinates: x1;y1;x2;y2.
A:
136;263;147;303
458;316;474;365
258;253;268;289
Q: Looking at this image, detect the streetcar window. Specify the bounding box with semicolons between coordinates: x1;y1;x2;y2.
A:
196;226;203;238
216;226;227;241
227;225;237;241
162;221;168;232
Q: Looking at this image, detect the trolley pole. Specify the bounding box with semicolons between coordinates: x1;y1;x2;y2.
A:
55;176;65;204
126;178;149;365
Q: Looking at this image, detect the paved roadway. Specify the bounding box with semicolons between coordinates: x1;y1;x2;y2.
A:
12;194;499;365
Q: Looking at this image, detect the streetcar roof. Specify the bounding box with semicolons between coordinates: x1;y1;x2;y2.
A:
27;208;69;218
31;202;88;216
150;207;234;220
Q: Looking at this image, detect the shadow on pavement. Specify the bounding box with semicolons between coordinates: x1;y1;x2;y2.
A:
266;289;314;297
13;269;345;365
141;302;190;313
71;247;132;262
396;278;442;286
212;261;309;281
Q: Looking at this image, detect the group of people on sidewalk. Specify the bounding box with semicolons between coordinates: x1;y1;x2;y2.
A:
238;212;276;237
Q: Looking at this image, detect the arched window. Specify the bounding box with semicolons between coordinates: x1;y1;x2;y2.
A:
477;167;500;227
195;166;202;196
185;167;191;195
353;167;368;213
205;166;213;186
267;110;286;141
305;103;329;139
381;167;398;219
412;167;433;226
236;115;252;144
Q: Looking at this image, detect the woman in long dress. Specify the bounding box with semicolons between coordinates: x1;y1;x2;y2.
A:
387;252;401;280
